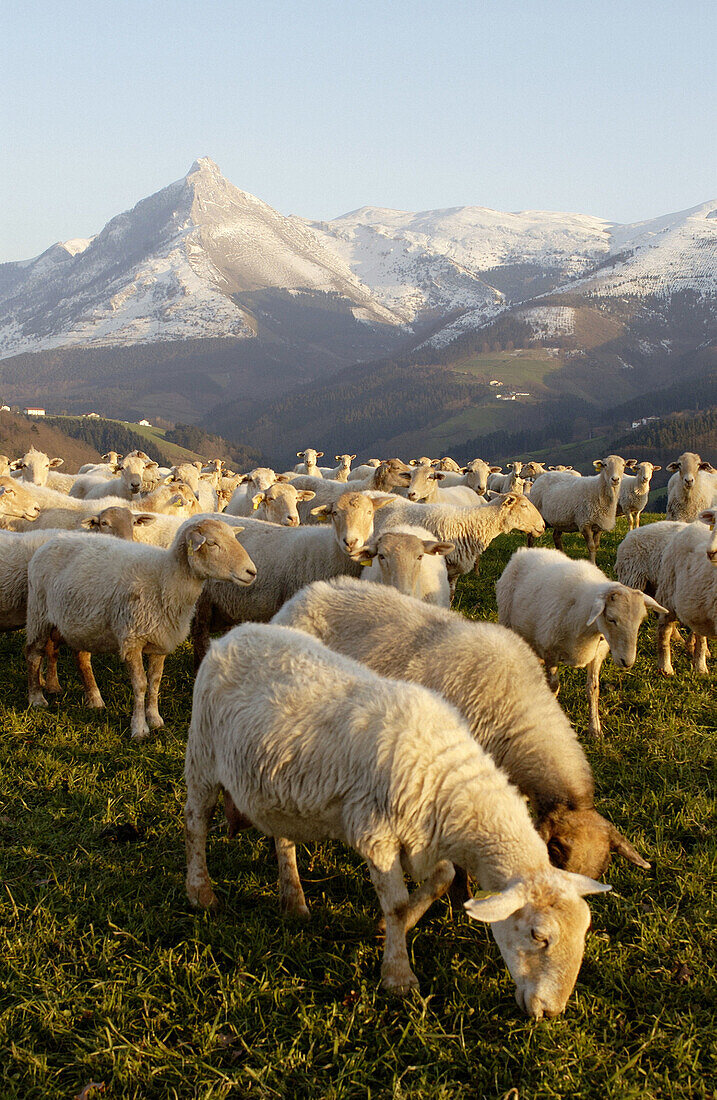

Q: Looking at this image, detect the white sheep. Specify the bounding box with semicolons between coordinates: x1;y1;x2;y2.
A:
521;463;580;479
615;520;688;595
185;621;611;1015
654;510;717;676
248;482;316;526
347;459;382;480
224;469;281;515
373;492;546;590
320;454;356;481
358;524;453;605
294;448;324;477
487;462;524;493
11;447;72;492
8;483;149;533
26;517;257;739
292;460;413;520
72;454;159;501
274;577;650;879
617;462;661;528
496;547;666;736
0;477;42;527
78;451;123;475
405;465;487;506
190;492;391;664
666;452;717;521
529;455;628;563
437;459;502;493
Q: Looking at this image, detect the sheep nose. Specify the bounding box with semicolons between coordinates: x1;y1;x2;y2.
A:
707;550;717;562
285;516;299;526
343;537;358;551
685;478;694;486
611;477;620;485
407;492;417;500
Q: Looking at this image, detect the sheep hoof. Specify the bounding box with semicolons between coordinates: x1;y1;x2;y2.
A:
188;883;219;911
44;679;62;695
86;696;105;709
29;694;49;709
146;711;165;730
131;723;150;741
381;967;419;994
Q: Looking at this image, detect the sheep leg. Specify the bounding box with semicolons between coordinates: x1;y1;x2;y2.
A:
657;614;676;676
401;861;455;932
184;782;220;911
191;591;212;671
692;634;709;676
685;630;696;657
145;653;166;729
586;646;607;737
26;636;49;708
275;837;309;918
581;524;597;564
75;650;105;708
546;664;560;695
43;632;62;694
552;529;563;552
366;854;418;993
124;648;150;740
448;865;472;909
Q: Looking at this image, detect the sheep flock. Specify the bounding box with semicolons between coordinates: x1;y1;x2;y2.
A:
1;441;714;1044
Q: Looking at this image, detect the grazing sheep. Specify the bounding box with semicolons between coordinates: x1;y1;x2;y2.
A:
294;449;324;477
405;467;487;508
274;577;650;878
496;547;666;737
190;492;390;664
185;621;611;1014
359;524;453;606
529;455;629;563
0;477;41;527
26;517;257;739
655;510;717;676
617;462;661;529
666;452;717;521
374;492;545;590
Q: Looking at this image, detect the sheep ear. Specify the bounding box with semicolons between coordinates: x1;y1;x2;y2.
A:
464;882;527;923
252;493;265;510
49;458;64;468
652;465;661;472
81;516;99;529
310;505;332;521
607;824;651;869
431;471;447;481
666;462;679;472
316;452;324;459
370;495;393;510
296;452;305;459
489;466;502;473
501;494;518;507
586;594;606;626
351;455;356;461
409;459;419;466
561;871;612;896
593;460;605;470
188;531;207;552
643;594;669;615
111;463;122;473
625;459;638;468
698;462;716;473
297;490;316;502
146;462;159;471
335;455;342;461
275;474;291;482
697;509;716;529
357;548;377;566
233;527;245;538
0;485;14;497
424;540;454;556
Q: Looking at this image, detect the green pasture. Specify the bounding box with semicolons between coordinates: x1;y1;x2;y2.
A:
1;518;714;1098
447;348;564;389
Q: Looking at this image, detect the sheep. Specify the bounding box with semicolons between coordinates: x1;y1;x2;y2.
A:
438;459;502;493
655;510;717;676
528;455;629;563
520;462;580;479
294;448;324;477
666;452;717;521
224;468;281;515
347;459;382;480
433;456;463;472
0;477;42;527
488;462;523;493
78;452;123;475
167;463;218;511
358;524;453;606
185;621;612;1014
292;460;412;521
615;520;688;595
11;447;70;492
248;483;316;526
274;577;651;879
190;492;391;664
138;482;201;516
496;547;667;737
26;517;257;739
320;454;356;481
617;462;662;529
7;483;146;533
79;506;157;540
373;492;546;590
409;456;434;467
71;454;159;501
405;465;485;506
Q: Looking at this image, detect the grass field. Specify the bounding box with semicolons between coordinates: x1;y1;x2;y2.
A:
447;349;564;390
1;519;715;1098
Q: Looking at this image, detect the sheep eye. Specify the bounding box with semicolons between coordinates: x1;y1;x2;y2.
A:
531;930;549;948
378;554;385;562
417;554;424;560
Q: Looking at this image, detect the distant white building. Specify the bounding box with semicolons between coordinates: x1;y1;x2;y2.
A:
24;407;46;417
0;405;10;412
138;418;152;426
631;416;660;429
489;379;503;386
83;412;101;419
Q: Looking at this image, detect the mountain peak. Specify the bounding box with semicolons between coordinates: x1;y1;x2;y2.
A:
188;156;222;177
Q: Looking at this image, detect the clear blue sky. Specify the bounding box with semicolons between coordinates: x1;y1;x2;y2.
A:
2;0;716;262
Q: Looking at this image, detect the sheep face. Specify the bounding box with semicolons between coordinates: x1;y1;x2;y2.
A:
633;461;660;489
373;459;412;492
296;449;323;468
182;519;257;586
252;484;315;526
537;806;650;879
0;477;41;522
409;456;433;467
12;448;63;485
116;454;157;496
243;468;277;493
593;454;627;491
406;465;445;501
436;456;462;472
81;506;156;540
667;451;714;492
587;585;667;669
335;454;355;468
359;531;453;597
500;493;546;538
311;492;391;555
170;463;202;495
462;460;500;496
465;870;609;1019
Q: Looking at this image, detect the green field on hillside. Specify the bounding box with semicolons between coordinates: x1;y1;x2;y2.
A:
1;519;714;1098
446;348;564;388
112;422;205;464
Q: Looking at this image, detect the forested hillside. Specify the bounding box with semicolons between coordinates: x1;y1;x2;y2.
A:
0;413;101;471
